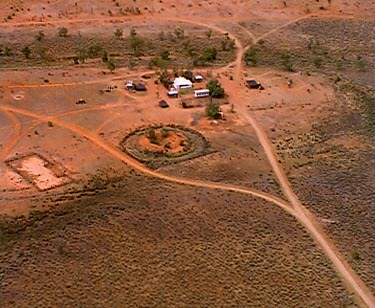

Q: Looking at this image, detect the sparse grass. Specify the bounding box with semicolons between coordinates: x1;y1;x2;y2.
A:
0;174;356;307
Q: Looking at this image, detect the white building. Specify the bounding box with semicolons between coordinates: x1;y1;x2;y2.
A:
167;88;178;97
126;81;134;89
194;75;203;82
194;89;210;98
173;77;193;90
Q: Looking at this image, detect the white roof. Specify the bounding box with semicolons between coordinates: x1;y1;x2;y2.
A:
195;75;203;79
168;88;178;94
194;89;209;93
173;77;193;86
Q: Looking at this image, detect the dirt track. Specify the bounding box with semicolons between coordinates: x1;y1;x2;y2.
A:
0;12;374;308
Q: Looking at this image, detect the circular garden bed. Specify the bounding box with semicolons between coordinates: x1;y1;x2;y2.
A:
120;124;211;169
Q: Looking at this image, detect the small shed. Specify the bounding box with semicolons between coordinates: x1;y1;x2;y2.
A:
167;88;179;98
159;100;169;108
135;83;147;91
194;75;203;82
126;81;134;90
245;80;261;89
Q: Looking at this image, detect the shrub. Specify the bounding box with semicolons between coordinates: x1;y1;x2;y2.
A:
21;46;31;59
356;57;366;71
159;70;172;89
244;49;257;66
205;29;212;39
352;250;361;261
200;47;217;62
281;54;293;71
35;31;45;41
102;51;108;63
114;28;123;39
206;102;221;119
160;49;170;60
313;57;323;68
47;121;53;127
58;27;68;37
86;43;102;58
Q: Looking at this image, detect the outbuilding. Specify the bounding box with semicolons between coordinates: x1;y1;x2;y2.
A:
194;75;203;82
135;83;147;91
245;80;260;89
126;81;134;90
167;88;179;98
173;77;193;90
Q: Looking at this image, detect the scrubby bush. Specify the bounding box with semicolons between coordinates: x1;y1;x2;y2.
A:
245;49;257;66
206;102;221;119
58;27;68;37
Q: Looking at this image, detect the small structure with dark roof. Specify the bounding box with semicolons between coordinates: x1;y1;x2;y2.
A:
245;80;260;89
135;83;147;91
159;100;169;108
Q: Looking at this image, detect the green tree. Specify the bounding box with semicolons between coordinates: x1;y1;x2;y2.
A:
206;102;221;119
159;69;172;89
244;49;257;66
160;49;170;60
206;79;225;98
102;50;109;63
130;34;145;57
200;47;217;62
87;43;102;58
147;128;158;144
58;27;68;37
21;46;31;59
77;49;88;63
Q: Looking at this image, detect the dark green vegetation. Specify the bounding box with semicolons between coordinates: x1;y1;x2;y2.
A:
206;79;225;98
0;27;235;70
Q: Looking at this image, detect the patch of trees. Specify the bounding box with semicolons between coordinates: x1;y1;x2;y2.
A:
158;70;172;89
206;79;225;98
244;49;257;66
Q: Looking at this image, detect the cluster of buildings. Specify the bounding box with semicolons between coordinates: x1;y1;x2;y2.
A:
168;74;209;98
125;73;209;99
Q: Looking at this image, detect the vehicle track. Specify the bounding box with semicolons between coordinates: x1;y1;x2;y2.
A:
0;104;294;215
0;110;22;160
